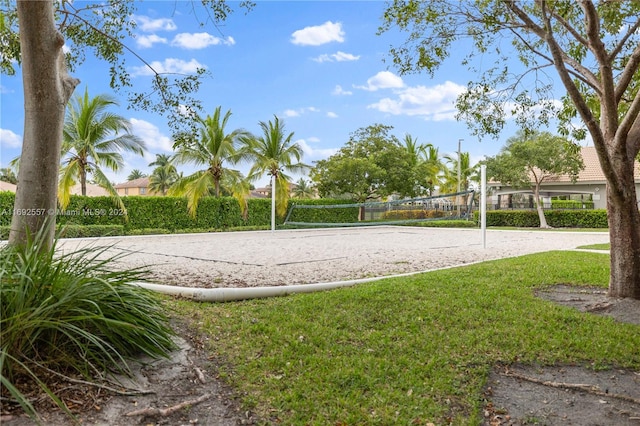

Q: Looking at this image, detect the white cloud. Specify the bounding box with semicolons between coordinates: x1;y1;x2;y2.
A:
332;85;352;96
282;107;319;117
326;112;338;118
171;33;235;49
355;71;404;91
134;15;177;32
129;118;173;152
313;51;360;63
0;128;22;148
296;139;338;160
368;81;466;121
135;34;168;49
291;21;345;46
131;58;205;77
0;85;13;94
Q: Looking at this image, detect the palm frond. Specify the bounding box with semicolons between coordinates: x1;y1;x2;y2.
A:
58;161;80;210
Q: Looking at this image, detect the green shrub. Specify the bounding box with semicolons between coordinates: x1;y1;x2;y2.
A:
409;219;477;228
0;191;14;227
551;199;594;209
0;224;177;423
1;225;126;240
126;228;172;236
474;209;609;228
382;209;446;220
57;224;125;238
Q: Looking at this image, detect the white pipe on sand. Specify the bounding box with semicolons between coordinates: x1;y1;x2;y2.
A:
132;266;464;302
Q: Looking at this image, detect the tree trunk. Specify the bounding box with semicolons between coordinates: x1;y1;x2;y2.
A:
80;164;87;196
9;1;79;247
270;174;276;231
606;166;640;299
533;184;550;228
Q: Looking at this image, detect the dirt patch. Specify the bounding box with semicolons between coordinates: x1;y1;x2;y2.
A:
484;285;640;426
1;319;260;426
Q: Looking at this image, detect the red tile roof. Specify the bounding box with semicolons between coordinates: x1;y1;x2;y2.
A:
114;177;150;189
543;146;640;183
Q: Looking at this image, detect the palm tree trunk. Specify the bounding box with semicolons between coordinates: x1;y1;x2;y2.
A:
80;167;87;196
271;174;276;231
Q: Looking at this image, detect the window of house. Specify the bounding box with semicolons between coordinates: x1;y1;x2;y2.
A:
140;187;146;195
124;188;129;195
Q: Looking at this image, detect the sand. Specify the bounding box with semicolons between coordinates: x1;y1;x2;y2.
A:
57;226;611;288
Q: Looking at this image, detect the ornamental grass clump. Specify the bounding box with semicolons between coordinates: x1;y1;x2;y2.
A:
0;226;177;423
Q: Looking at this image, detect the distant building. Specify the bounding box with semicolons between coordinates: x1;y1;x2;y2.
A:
70;183;109;196
0;181;17;192
0;181;109;197
114;177;153;196
251;182;303;198
488;146;640;209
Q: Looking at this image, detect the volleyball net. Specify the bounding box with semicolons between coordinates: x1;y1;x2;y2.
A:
283;190;476;228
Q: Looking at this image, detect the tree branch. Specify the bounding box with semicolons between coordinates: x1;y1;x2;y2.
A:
609;18;640;63
501;368;640;406
615;41;640;104
617;89;640;157
581;0;618;138
125;393;212;417
505;1;600;92
530;1;603;151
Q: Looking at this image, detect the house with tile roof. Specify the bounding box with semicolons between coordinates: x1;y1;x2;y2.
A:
114;177;152;196
1;181;109;197
487;146;640;210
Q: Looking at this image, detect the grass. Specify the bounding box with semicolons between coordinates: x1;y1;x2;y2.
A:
171;250;639;425
577;243;611;250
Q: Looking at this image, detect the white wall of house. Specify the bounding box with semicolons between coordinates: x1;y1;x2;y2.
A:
488;182;640;210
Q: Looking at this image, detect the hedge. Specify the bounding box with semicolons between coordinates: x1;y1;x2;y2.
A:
2;191;610;232
551;199;595;209
382;209;446;220
474;209;609;228
0;192;353;232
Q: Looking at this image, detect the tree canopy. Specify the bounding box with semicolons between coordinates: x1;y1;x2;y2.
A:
380;0;640;298
484;130;584;228
311;124;414;202
3;0;253;246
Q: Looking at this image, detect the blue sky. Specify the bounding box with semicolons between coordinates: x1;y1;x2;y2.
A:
0;1;559;187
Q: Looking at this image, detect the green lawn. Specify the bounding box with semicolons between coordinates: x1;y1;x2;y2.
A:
171;251;639;425
577;243;611;250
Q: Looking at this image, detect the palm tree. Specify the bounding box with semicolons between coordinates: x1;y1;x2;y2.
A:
170;106;251;216
148;153;178;195
127;169;146;181
292;178;315;199
420;144;444;196
149;153;173;169
442;151;476;194
58;88;145;209
401;134;425;168
244;116;308;230
149;166;178;195
0;166;18;184
442;151;478;212
401;134;438;197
